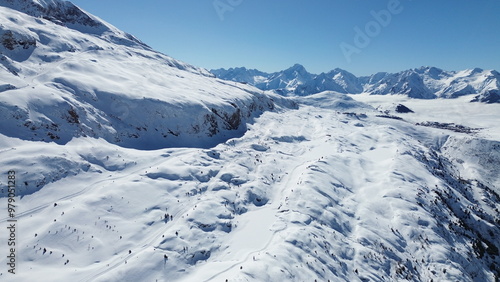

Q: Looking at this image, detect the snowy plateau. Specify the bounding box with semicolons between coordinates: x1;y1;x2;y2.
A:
0;1;499;282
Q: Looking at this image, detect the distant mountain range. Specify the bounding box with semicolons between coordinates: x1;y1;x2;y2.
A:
211;64;500;103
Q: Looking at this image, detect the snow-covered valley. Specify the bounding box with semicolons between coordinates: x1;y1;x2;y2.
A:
0;1;499;281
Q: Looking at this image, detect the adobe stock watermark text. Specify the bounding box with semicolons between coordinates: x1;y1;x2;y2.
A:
213;0;243;21
5;170;17;275
340;0;411;63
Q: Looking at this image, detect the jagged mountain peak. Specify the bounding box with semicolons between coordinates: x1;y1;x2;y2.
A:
326;67;355;77
469;67;485;75
229;66;248;71
285;63;307;72
416;66;443;72
414;66;446;78
213;64;500;102
364;69;436;99
279;63;310;79
212;64;362;96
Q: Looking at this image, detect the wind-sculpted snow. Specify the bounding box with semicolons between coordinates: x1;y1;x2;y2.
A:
441;136;500;194
0;1;499;281
1;92;499;281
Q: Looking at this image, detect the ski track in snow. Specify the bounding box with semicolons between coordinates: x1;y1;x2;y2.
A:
1;90;499;282
179;104;407;281
0;2;499;281
182;108;320;282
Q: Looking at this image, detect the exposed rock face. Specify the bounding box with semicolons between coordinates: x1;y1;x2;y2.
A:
1;30;36;50
1;0;103;28
0;0;293;150
395;104;414;113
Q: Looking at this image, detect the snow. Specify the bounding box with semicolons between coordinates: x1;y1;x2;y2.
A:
351;93;500;140
2;90;499;281
0;2;292;151
185;206;276;281
213;65;500;101
0;1;499;281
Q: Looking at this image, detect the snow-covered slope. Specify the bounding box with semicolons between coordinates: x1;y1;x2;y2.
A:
1;91;499;281
0;0;148;50
0;0;292;150
0;1;499;282
213;65;500;102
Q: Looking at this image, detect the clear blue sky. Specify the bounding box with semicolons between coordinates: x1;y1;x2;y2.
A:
70;0;500;76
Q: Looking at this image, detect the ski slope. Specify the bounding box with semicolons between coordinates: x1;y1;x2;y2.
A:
1;92;499;281
0;1;499;281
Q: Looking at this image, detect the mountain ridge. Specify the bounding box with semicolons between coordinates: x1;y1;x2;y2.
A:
211;64;500;103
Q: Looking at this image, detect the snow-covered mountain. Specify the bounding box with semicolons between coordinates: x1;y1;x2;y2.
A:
208;67;269;87
0;0;292;150
212;65;363;96
212;65;500;102
362;67;500;102
1;1;499;282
